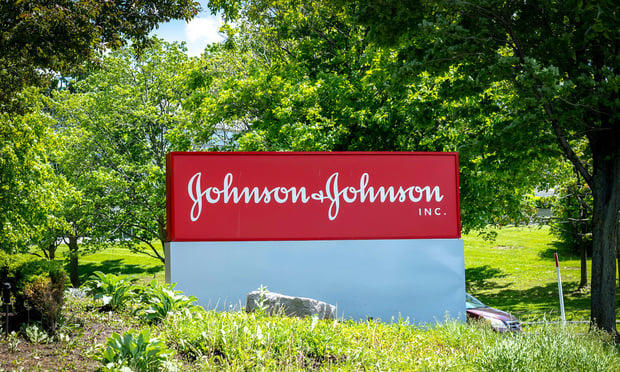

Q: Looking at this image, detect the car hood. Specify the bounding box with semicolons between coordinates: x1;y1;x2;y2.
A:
467;307;517;321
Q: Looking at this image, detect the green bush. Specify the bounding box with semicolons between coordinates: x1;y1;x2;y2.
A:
23;274;66;335
0;251;66;332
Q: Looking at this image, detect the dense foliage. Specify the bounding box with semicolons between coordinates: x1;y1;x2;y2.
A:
48;39;201;265
336;0;620;334
207;0;620;334
190;0;547;234
0;0;200;111
1;0;200;257
0;250;66;334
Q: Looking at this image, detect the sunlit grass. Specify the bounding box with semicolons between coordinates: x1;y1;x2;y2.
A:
463;225;611;322
159;306;620;371
51;242;165;284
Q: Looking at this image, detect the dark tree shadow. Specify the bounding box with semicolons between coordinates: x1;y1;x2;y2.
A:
539;241;583;261
465;265;509;291
473;281;620;320
68;259;162;284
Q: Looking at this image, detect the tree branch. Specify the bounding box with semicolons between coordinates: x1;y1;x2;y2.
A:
544;102;593;186
121;223;165;263
497;11;594;187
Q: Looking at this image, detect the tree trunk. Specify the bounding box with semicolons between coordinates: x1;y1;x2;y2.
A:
158;214;166;264
48;240;57;260
68;235;80;288
579;244;587;289
589;126;619;336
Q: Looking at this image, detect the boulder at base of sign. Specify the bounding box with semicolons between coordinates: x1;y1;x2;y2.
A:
245;290;336;320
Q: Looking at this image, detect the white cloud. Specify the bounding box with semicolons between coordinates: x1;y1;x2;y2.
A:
185;15;225;56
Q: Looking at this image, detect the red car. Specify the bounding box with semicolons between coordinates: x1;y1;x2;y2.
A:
466;293;522;332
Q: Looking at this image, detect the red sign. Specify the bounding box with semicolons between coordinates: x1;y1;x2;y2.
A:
166;152;460;241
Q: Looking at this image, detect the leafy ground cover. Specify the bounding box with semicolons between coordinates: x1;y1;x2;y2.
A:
1;226;619;371
2;288;619;371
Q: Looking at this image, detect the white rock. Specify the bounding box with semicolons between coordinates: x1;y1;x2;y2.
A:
245;290;336;320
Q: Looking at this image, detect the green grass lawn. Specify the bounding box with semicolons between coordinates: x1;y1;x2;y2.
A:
54;225;618;323
75;246;166;283
464;225;619;322
52;243;166;285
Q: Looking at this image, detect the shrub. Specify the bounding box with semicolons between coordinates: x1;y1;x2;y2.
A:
0;251;66;331
23;273;65;335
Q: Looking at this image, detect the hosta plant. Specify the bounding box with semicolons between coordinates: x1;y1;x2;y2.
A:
94;329;175;372
134;280;198;323
84;271;137;311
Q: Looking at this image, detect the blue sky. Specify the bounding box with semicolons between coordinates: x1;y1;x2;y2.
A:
151;2;225;57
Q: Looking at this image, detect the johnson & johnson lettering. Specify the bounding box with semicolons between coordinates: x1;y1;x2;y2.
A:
188;172;444;222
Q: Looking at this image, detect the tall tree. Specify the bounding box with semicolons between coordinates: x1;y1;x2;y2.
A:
0;0;200;111
208;0;619;335
45;92;121;286
332;0;619;335
196;0;549;229
192;1;398;151
0;89;68;253
50;39;206;264
1;0;200;255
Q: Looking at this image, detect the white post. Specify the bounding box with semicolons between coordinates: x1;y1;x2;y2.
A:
554;252;566;326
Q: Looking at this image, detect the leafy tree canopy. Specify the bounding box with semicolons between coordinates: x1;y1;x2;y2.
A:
48;39;202;264
0;89;68;253
191;0;551;231
0;0;200;111
1;0;200;255
335;0;620;336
